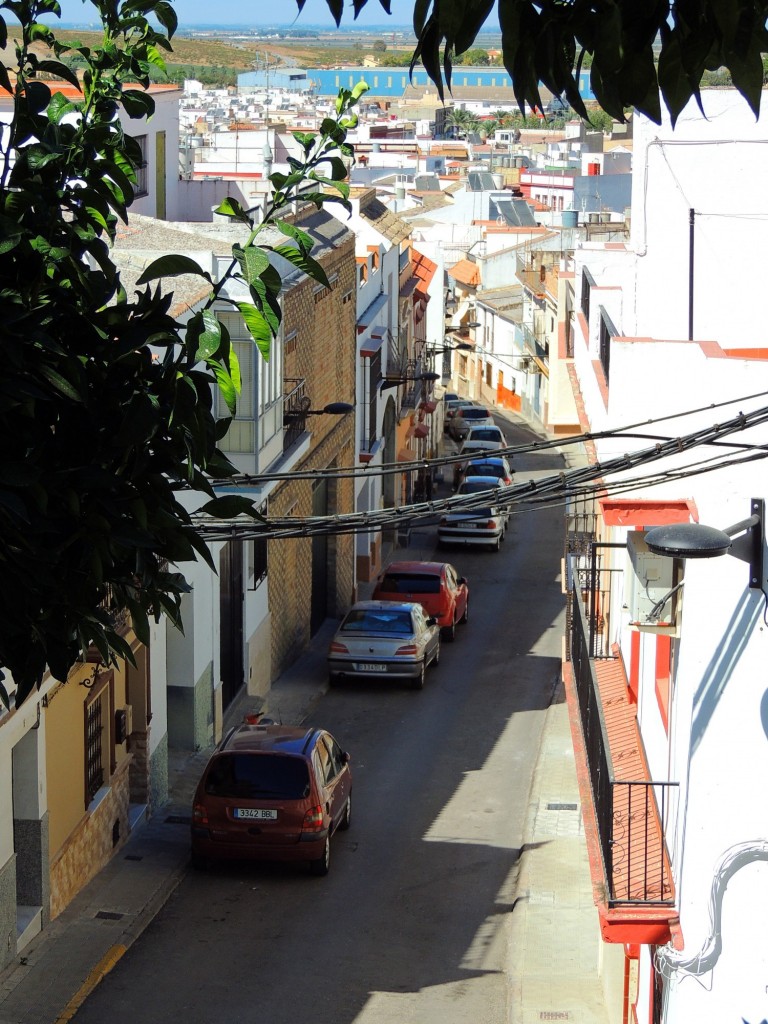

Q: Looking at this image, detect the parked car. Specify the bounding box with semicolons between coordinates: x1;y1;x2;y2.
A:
191;724;352;877
444;398;476;433
328;600;441;689
462;455;514;487
439;477;508;551
453;435;506;489
449;405;495;441
463;424;505;447
371;560;469;641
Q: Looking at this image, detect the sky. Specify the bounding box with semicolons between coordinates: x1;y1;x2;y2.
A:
56;0;417;27
55;0;499;29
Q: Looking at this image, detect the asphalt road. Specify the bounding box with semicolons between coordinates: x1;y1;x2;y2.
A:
73;415;567;1024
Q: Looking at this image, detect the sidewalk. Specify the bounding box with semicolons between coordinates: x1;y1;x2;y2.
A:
0;418;612;1024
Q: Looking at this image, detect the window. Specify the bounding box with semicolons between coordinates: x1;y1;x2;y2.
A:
216;319;255;452
84;671;114;807
132;135;148;197
247;505;268;589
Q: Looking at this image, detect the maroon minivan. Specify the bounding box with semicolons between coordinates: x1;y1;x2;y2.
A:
191;724;352;876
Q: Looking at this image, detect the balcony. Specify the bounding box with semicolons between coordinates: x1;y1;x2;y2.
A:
283;377;307;452
563;579;681;946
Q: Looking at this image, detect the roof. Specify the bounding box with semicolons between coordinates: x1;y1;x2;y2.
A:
358;194;412;245
220;725;316;755
447;258;481;287
411;249;437;295
378;562;446;576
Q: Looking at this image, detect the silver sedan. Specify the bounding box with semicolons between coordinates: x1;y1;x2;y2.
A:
328;600;441;690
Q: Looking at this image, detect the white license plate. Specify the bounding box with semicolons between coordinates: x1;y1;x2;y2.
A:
234;808;277;820
458;522;482;529
357;662;387;672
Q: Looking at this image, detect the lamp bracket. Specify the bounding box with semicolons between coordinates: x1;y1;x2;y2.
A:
726;498;764;587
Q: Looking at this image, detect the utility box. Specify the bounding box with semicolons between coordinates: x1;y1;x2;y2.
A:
626;531;677;627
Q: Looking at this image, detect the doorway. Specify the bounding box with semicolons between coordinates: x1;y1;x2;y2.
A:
219;540;244;710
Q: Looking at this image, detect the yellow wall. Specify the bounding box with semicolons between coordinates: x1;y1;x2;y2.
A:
46;659;130;859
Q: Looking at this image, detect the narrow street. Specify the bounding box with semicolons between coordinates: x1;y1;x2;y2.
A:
73;415;567;1024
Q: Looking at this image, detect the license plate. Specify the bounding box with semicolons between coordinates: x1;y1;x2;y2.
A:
234;808;277;820
458;522;481;529
357;662;387;672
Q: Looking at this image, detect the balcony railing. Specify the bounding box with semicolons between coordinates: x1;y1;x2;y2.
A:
569;583;677;906
283;377;307;452
598;306;617;385
581;266;595;321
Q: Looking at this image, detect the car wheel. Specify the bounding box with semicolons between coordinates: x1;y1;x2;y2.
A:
328;673;339;688
410;661;426;690
309;837;330;877
491;534;501;552
443;617;457;642
432;637;441;667
339;795;352;831
460;599;469;624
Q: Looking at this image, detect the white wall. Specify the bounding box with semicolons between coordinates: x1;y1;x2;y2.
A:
631;90;768;350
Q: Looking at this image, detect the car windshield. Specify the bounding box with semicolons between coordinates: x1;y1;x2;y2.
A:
459;480;499;494
205;753;310;800
343;609;414;633
379;574;441;594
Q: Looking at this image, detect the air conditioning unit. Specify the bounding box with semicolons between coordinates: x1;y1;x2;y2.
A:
625;532;678;629
114;705;133;745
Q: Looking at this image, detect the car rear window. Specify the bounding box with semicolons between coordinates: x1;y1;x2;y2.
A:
466;463;504;477
379;574;441;594
459;408;490;420
205;753;311;800
459;480;499;494
343;609;413;633
469;428;502;440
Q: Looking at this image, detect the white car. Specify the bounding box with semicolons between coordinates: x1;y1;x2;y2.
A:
449;406;495;441
463;424;505;447
453;438;505;489
438;476;508;551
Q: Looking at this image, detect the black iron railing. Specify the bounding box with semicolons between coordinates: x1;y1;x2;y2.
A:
569;584;677;906
283;377;307;452
598;306;617;385
361;350;380;455
581;266;595;321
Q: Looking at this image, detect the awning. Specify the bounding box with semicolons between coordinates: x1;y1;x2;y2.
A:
412;424;429;439
599;498;698;529
397;446;418;462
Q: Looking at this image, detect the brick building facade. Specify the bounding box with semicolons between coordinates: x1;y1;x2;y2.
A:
269;209;357;676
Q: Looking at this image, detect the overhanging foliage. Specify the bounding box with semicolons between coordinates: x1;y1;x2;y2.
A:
0;0;365;706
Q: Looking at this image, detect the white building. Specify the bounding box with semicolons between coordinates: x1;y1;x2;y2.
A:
563;90;768;1024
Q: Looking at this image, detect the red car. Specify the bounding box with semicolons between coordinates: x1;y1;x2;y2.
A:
371;561;469;641
191;724;352;876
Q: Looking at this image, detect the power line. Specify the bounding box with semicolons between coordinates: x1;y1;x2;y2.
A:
208;387;768;487
193;401;768;541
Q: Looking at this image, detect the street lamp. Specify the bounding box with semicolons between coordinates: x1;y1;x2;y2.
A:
379;371;440;391
644;499;764;589
429;341;473;356
283;400;354;424
445;321;480;334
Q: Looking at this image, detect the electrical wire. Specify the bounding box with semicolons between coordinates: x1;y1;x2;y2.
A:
192;402;768;541
207;388;768;488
